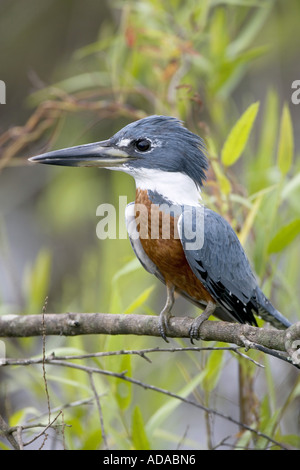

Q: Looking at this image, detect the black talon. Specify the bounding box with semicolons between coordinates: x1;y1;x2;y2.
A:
189;301;216;343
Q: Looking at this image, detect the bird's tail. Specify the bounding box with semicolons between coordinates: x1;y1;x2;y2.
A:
256;288;291;330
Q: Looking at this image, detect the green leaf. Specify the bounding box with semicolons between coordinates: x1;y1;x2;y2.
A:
213;0;269;6
209;7;228;58
28;72;110;105
25;249;52;313
124;285;155;314
45;374;92;392
256;89;279;171
277;104;294;175
268;219;300;254
112;258;142;284
234;430;253;449
226;3;272;57
202;347;224;392
131;406;150;450
82;429;103;450
277;434;300;448
281;171;300;201
146;369;208;435
0;442;10;450
115;355;132;411
9;407;41;427
211;160;232;195
238;194;263;246
221;102;260;166
256;396;281;450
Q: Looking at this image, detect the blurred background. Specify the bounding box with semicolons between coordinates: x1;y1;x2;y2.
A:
0;0;300;450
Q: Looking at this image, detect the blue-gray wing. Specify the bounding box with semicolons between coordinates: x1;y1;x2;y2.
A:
126;202;291;329
178;206;258;325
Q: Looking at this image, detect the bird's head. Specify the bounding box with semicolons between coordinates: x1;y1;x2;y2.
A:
29;115;208;203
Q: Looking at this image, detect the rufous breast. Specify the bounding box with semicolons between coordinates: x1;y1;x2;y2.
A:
135;189;213;303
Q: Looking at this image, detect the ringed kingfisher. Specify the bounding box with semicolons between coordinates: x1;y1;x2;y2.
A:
29;115;291;341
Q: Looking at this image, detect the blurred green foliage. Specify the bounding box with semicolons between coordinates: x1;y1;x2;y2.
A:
1;0;300;450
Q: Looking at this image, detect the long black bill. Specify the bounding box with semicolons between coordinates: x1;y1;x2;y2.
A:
29;140;134;168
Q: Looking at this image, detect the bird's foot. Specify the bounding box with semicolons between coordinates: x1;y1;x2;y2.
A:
158;283;175;343
189;315;208;344
158;311;171;343
189;301;216;344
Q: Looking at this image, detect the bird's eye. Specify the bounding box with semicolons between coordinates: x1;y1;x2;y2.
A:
135;139;151;152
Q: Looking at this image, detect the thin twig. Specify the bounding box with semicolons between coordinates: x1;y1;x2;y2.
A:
89;373;108;450
16;427;24;450
36;393;107;420
8;421;70;434
1;345;258;366
40;297;50;450
23;411;63;447
0;347;287;448
37;358;289;449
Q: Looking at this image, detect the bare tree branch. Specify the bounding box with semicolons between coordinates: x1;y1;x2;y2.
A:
0;312;299;368
0;414;20;450
1;316;298;450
